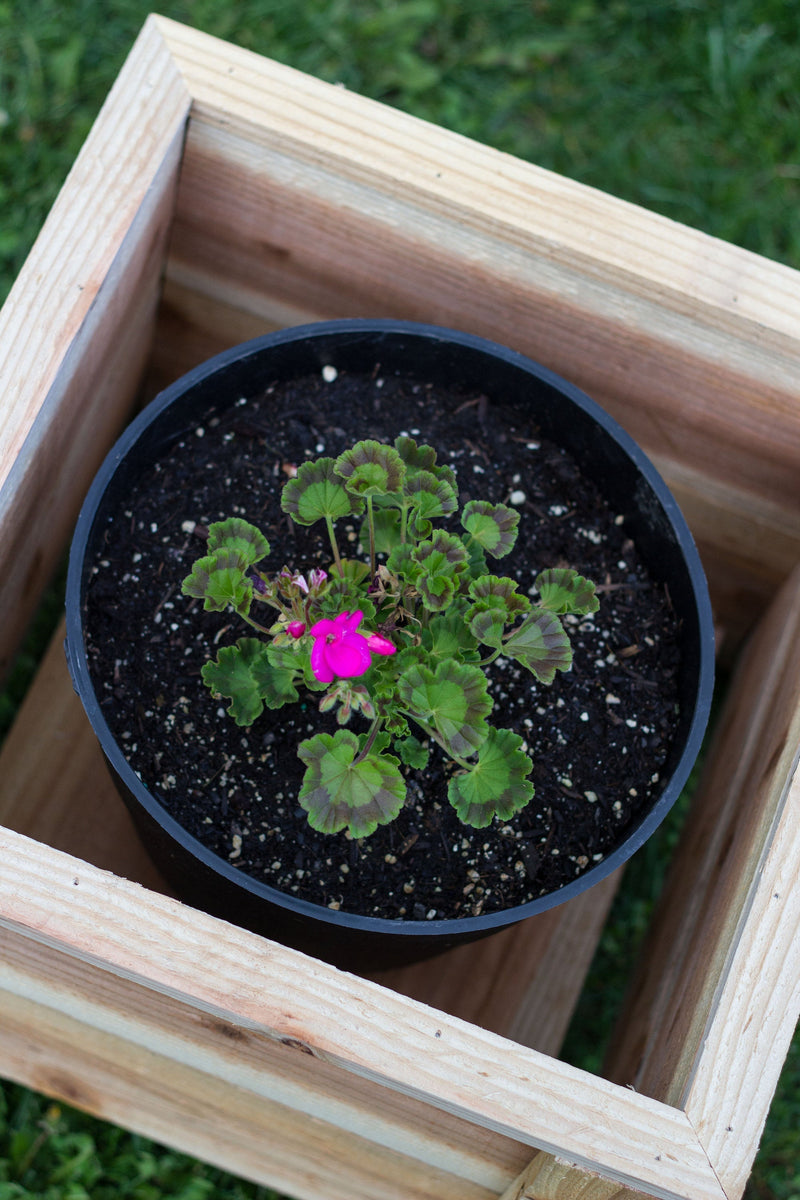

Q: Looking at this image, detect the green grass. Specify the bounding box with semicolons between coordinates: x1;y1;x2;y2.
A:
0;1083;285;1199
1;1;799;1197
2;0;799;303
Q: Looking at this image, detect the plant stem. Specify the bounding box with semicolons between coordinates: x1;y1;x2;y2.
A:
403;713;473;770
325;515;342;571
239;611;276;636
399;500;409;543
354;714;383;764
366;494;376;575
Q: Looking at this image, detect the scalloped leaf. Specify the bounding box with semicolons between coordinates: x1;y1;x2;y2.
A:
397;660;491;757
405;470;458;536
201;638;298;725
298;730;406;838
393;435;438;475
206;517;270;566
413;530;469;612
420;610;479;665
461;500;520;558
536;568;599;615
395;733;430;770
317;568;377;623
417;572;456;613
448;728;534;827
461;532;488;582
468;602;508;649
469;574;531;617
394;436;458;493
503;609;573;684
281;457;364;526
386;541;419;583
181;549;253;614
334;440;406;497
392;643;428;676
413;529;468;574
266;637;306;673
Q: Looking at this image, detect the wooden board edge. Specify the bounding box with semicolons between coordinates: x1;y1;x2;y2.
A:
156;88;800;527
0;952;516;1200
0;826;723;1200
151;18;800;357
0;613;613;1060
0;15;189;483
603;566;800;1195
684;763;800;1198
0;16;191;675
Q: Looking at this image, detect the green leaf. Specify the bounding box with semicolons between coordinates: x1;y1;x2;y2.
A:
504;609;573;684
461;500;520;558
281;457;364;526
318;565;377;623
469;574;531;617
364;506;402;555
267;635;316;681
461;532;489;581
417;571;456;612
386;541;420;582
201;638;298;725
392;643;428;676
298;730;406;837
395;733;430;770
405;469;458;535
393;435;438;475
536;568;599;615
414;528;469;571
468;602;508;648
448;728;534;827
420;610;479;665
334;440;406;497
206;517;270;566
181;549;253;614
394;435;458;493
413;530;469;612
398;660;491;757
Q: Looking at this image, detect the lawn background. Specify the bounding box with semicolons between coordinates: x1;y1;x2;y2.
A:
1;1;798;1197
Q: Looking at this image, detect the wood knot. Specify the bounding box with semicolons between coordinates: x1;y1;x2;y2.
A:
279;1036;317;1056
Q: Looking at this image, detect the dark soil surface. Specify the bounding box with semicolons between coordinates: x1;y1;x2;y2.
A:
84;366;681;922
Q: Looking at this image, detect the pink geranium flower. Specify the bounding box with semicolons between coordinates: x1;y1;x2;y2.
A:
309;610;394;682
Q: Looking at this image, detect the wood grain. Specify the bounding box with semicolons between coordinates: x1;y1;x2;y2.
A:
604;567;800;1196
0;624;685;1200
0;824;724;1200
685;764;800;1199
147;15;800;642
499;1151;658;1200
376;870;622;1053
0;619;618;1056
0;18;190;679
1;13;798;1199
0;624;174;893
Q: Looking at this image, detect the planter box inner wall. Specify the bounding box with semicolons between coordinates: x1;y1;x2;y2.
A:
0;17;799;1200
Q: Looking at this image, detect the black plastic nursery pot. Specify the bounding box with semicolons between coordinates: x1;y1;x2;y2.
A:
66;319;715;972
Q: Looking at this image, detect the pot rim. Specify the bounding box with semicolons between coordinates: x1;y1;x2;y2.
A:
66;318;715;943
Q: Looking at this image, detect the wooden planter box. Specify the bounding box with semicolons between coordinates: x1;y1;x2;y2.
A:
1;16;799;1200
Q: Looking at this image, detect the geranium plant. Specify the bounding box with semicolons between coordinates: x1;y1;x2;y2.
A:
182;436;598;839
